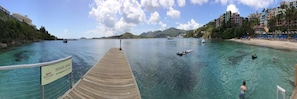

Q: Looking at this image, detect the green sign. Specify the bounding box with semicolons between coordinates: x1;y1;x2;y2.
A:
41;58;72;85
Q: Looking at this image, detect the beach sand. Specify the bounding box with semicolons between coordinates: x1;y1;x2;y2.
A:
229;39;297;51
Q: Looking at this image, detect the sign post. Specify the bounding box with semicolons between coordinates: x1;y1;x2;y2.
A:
41;58;72;99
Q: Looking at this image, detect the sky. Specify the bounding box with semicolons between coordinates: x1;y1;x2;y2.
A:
0;0;290;38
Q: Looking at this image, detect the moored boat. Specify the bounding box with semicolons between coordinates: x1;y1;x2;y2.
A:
63;39;67;43
252;54;257;59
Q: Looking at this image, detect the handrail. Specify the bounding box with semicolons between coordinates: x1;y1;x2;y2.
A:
277;85;286;99
0;56;72;70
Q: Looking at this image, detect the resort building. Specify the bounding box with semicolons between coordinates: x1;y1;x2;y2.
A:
231;13;243;26
215;18;220;28
0;6;10;15
11;13;35;27
224;11;231;23
248;12;261;21
215;11;243;27
281;0;297;8
260;10;268;27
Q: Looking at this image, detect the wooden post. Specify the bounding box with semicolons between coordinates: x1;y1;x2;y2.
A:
295;64;297;87
119;39;122;50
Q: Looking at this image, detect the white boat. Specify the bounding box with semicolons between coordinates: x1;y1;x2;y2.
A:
167;36;173;40
201;39;205;43
185;49;193;53
63;39;68;43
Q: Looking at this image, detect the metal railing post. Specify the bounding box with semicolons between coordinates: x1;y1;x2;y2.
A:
70;72;73;88
42;86;45;99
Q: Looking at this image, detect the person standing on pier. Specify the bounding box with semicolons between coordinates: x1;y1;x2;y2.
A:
239;81;247;99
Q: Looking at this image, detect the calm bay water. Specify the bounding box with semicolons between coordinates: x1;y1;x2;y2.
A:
0;38;296;99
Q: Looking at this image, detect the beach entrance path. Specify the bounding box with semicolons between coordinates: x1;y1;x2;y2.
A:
61;48;141;99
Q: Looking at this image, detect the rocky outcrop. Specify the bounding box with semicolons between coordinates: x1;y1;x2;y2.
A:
0;43;7;49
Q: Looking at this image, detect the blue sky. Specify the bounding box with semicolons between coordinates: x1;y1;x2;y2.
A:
0;0;286;38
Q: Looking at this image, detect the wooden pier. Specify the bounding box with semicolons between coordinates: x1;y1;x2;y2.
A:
62;48;141;99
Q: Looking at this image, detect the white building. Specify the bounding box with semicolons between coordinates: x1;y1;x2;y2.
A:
0;6;10;15
11;13;34;26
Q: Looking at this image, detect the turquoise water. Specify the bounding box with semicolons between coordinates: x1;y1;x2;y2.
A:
0;39;296;99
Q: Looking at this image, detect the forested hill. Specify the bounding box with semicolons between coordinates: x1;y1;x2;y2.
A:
0;11;57;48
140;28;186;38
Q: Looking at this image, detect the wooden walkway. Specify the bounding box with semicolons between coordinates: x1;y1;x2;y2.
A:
62;48;141;99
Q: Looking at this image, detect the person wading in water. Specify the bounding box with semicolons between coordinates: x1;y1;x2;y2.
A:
239;81;247;99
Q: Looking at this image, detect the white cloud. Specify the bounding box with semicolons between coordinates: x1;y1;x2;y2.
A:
238;0;275;9
89;0;146;37
215;0;228;5
177;19;200;30
89;0;121;28
177;0;186;7
159;21;167;30
190;0;208;5
159;0;175;8
166;7;180;19
226;4;239;13
148;11;160;24
121;0;146;24
140;0;160;11
214;0;275;9
115;18;136;33
84;25;115;37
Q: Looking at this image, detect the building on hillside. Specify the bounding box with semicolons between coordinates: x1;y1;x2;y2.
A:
0;6;10;15
281;0;297;8
260;10;268;27
224;11;231;23
215;11;243;27
231;13;243;26
11;13;35;27
215;18;220;28
248;11;261;21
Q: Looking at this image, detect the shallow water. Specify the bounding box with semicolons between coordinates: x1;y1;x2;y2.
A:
0;38;296;99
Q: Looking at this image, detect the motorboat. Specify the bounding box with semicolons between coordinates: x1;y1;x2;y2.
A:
176;51;186;56
185;49;193;53
63;39;68;43
252;54;257;59
201;39;205;43
177;49;193;56
167;36;173;40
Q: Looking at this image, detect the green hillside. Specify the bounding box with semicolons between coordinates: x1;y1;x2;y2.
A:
0;11;57;48
140;28;186;38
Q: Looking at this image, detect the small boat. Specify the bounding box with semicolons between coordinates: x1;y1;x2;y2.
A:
177;49;193;56
252;54;257;59
167;36;173;40
185;49;193;53
63;39;68;43
176;51;186;56
201;39;205;43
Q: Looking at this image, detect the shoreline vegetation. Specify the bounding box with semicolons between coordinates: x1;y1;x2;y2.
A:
229;38;297;51
0;11;57;49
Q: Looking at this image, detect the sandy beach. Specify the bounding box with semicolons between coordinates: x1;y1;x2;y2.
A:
229;39;297;51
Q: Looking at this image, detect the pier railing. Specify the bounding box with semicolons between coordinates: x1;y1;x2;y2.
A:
0;56;72;99
277;85;286;99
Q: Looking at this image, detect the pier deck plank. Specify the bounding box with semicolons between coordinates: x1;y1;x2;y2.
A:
62;48;141;99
